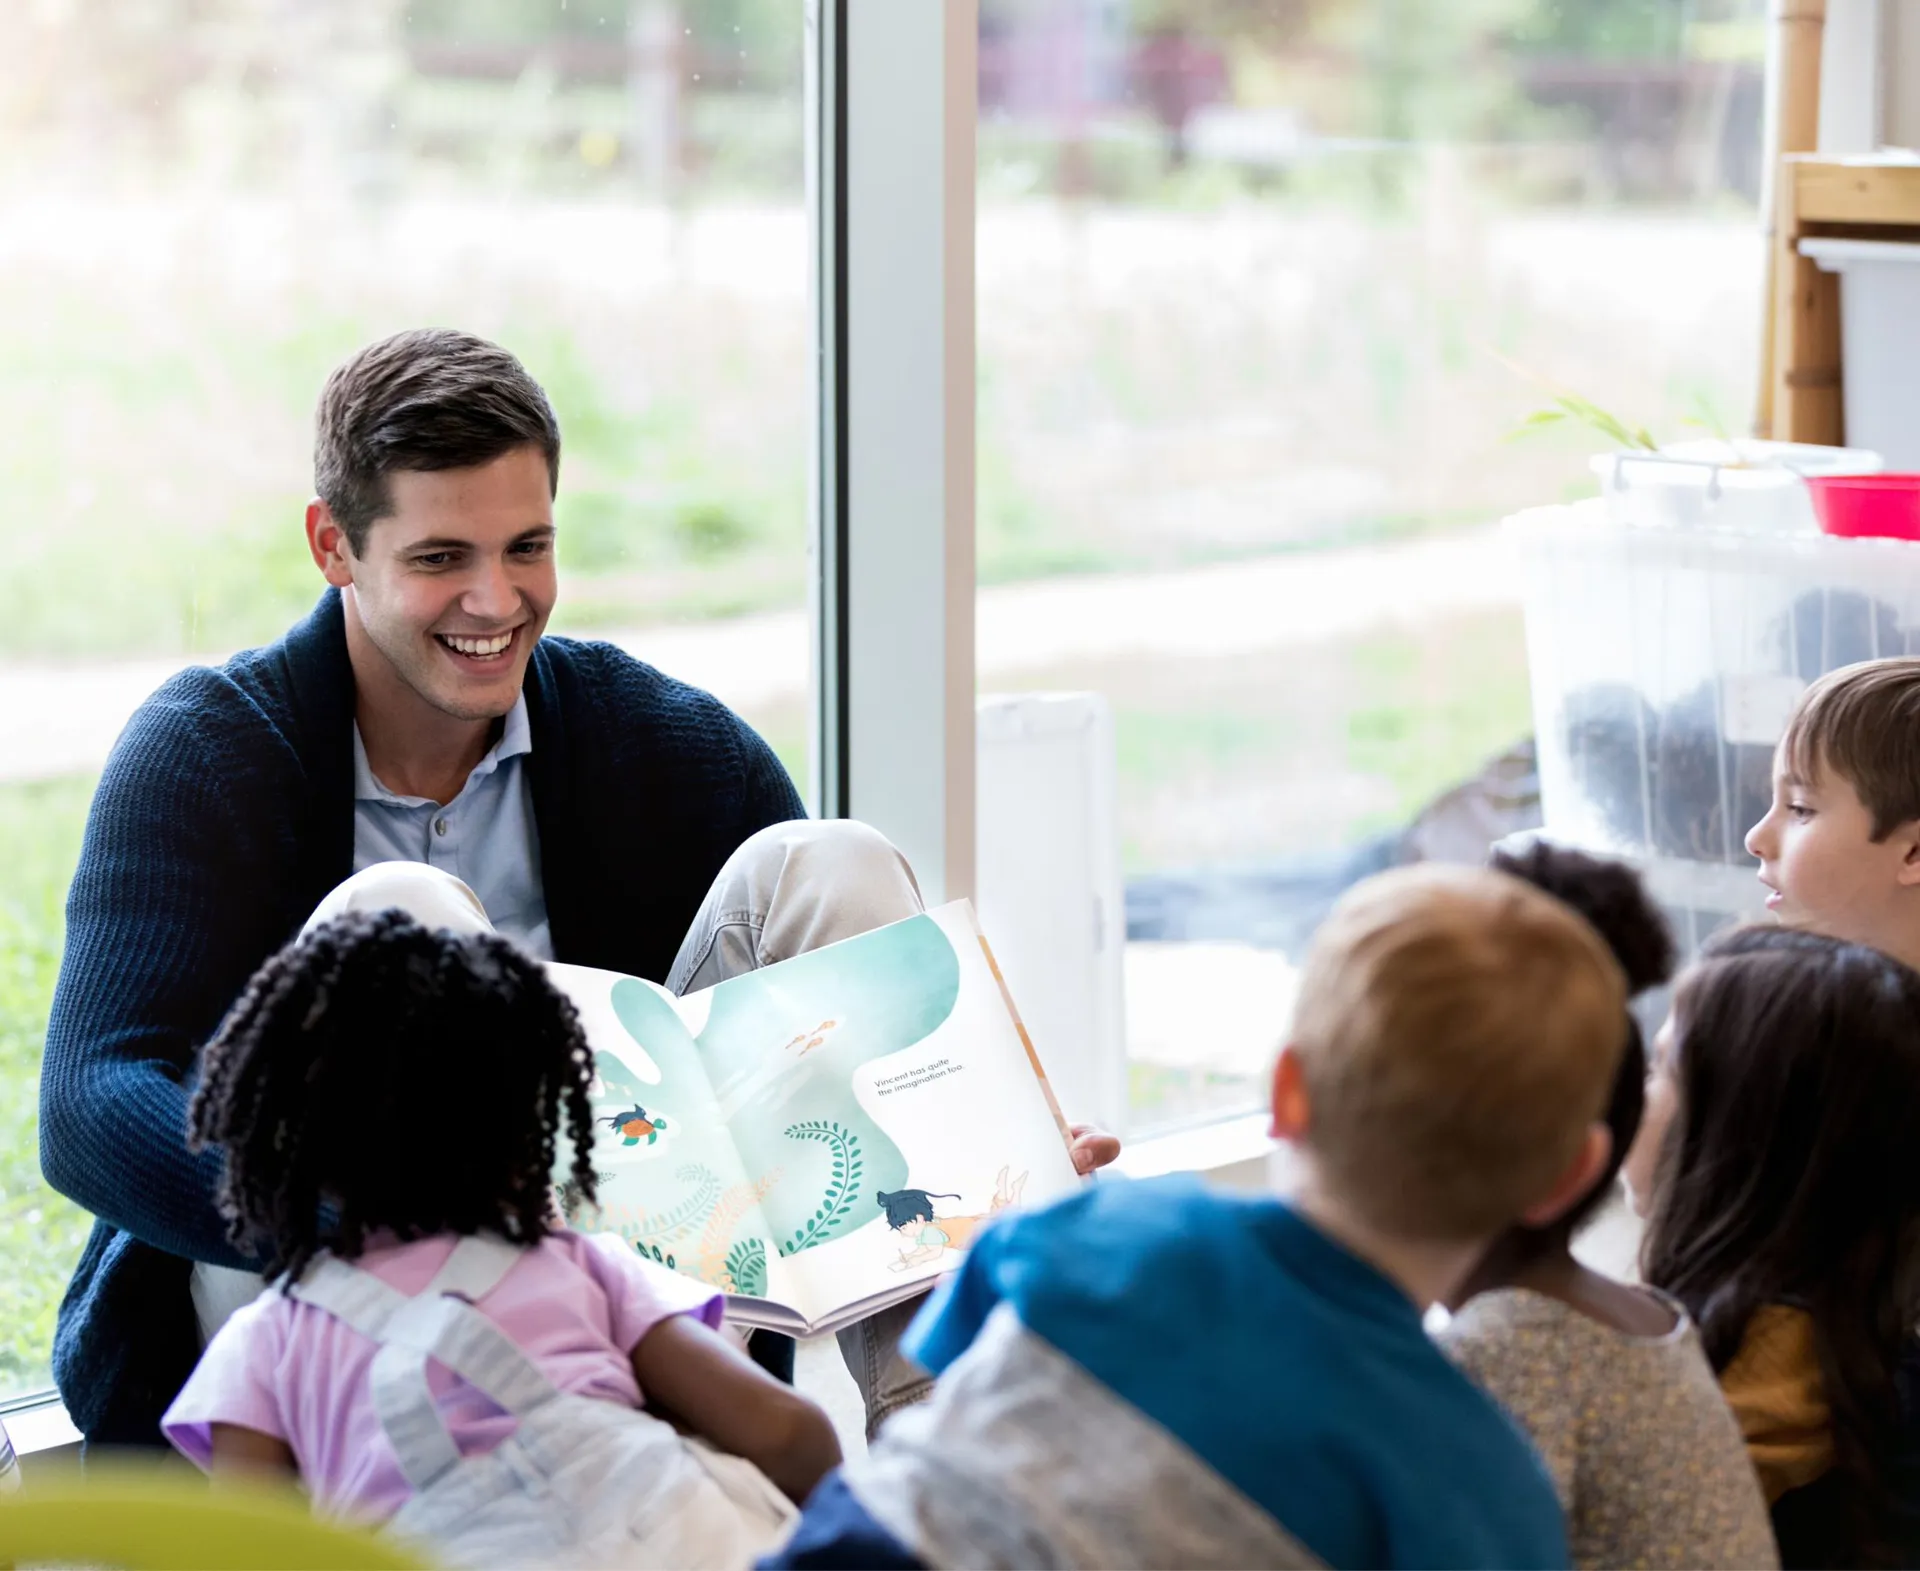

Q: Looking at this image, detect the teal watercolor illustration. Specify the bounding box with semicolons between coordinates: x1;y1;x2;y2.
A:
586;913;963;1285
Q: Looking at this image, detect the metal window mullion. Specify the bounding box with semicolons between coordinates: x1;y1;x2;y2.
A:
808;0;977;903
806;0;850;821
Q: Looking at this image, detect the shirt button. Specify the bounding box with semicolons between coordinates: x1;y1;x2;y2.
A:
434;817;448;837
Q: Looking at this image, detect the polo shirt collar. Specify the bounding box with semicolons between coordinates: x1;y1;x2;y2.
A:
353;692;534;806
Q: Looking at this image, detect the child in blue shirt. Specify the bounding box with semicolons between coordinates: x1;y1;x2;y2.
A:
770;863;1633;1569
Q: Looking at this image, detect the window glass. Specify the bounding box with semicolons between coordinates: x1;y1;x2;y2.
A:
975;0;1768;1132
0;0;807;1402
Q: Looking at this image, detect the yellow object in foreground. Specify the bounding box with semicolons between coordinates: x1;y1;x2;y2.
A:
0;1465;425;1570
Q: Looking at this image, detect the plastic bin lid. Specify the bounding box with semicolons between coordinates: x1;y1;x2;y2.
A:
1658;439;1880;471
1799;236;1920;271
1587;441;1882;489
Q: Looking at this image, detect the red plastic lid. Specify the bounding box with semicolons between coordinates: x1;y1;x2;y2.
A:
1805;473;1920;541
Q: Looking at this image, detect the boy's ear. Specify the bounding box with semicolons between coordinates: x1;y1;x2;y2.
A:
1269;1045;1311;1144
1518;1123;1612;1227
1894;820;1920;888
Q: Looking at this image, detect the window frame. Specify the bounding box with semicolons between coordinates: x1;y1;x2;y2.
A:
809;0;978;907
6;0;1810;1453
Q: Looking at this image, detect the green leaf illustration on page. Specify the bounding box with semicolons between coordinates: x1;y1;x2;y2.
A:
636;1241;677;1271
783;1121;864;1254
726;1237;769;1298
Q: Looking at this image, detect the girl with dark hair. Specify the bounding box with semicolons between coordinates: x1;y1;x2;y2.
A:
1439;842;1778;1569
159;910;838;1568
1624;926;1920;1569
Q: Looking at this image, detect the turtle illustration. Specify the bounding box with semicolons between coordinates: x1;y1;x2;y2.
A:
603;1104;668;1147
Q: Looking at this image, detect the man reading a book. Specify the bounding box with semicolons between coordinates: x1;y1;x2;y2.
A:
39;328;1118;1451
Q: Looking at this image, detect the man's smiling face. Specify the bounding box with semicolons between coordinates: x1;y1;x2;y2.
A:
336;444;557;723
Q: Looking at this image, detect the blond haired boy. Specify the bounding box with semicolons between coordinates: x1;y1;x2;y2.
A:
1746;657;1920;971
769;865;1627;1571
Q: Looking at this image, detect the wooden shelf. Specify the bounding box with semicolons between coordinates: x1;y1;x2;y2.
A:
1768;157;1920;446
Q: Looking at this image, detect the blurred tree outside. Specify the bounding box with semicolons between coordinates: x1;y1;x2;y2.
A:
983;0;1764;203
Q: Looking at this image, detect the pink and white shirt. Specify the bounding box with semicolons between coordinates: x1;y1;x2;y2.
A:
163;1228;720;1523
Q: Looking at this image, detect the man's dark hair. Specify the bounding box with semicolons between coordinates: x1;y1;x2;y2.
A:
313;328;562;555
188;909;598;1286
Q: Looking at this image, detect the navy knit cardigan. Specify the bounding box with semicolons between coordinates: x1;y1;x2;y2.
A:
38;590;803;1445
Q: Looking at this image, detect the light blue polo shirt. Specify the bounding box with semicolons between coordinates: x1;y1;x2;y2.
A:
351;694;552;959
192;698;556;1348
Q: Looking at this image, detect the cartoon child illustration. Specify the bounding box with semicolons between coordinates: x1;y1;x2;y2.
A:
602;1103;668;1147
879;1166;1028;1271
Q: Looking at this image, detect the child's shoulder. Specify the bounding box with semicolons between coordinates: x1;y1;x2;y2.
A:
975;1176;1322;1338
325;1229;705;1318
496;1224;668;1287
1442;1286;1696;1377
1442;1285;1606;1361
545;1227;726;1324
999;1173;1273;1257
207;1276;302;1353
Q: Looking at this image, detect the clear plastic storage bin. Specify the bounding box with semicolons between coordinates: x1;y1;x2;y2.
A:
1509;501;1920;930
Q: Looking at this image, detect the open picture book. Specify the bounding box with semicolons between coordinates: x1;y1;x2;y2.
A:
548;900;1084;1337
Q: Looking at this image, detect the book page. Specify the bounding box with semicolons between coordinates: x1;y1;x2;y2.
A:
692;901;1083;1326
546;961;782;1304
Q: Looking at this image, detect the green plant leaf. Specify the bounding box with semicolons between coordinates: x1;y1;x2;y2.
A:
1502;363;1662;451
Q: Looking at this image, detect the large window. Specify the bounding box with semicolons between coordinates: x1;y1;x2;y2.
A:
974;0;1769;1131
0;0;809;1403
0;0;1781;1407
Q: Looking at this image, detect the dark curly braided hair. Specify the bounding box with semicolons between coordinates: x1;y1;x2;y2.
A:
187;909;600;1285
1483;839;1674;1253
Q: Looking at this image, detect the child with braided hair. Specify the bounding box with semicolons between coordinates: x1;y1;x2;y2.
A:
161;909;839;1569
